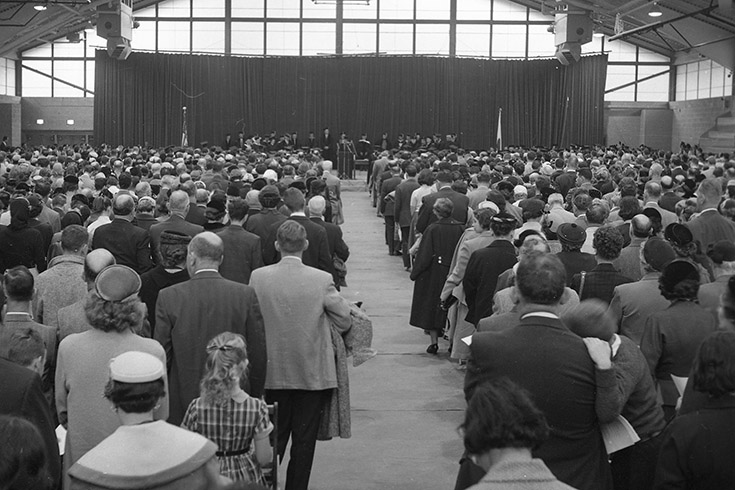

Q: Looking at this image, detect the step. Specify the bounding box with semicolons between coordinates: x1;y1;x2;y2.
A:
707;130;735;140
717;116;735;128
700;137;735;150
699;143;735;155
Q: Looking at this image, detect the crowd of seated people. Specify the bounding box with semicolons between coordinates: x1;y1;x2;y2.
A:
1;135;735;490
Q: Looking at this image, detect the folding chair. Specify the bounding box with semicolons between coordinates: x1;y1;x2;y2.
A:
262;402;279;490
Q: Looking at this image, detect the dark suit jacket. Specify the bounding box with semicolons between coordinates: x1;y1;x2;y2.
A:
310;218;349;261
379;175;403;216
393;178;420;227
245;209;287;254
463;240;517;325
133;213;158;232
216;225;263;284
466;315;613;490
686;209;735;253
571;262;633;305
92;218;153;274
556;250;597;286
262;215;335;278
1;314;57;397
154;271;267;425
0;358;60;490
149;214;204;258
416;187;469;234
655;396;735;489
185;204;207;226
139;266;189;337
555;170;578;198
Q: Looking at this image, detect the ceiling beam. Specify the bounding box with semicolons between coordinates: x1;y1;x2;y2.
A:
0;0;108;57
608;5;717;41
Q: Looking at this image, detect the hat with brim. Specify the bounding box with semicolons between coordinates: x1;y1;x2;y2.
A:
109;351;164;383
664;222;693;246
557;223;586;245
660;259;699;291
707;240;735;264
95;265;141;302
643;237;676;271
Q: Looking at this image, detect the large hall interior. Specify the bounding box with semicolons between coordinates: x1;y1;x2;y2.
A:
2;1;735;490
0;0;733;152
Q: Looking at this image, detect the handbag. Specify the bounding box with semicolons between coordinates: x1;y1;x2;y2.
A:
333;254;348;288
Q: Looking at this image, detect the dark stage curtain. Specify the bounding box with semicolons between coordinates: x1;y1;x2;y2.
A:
93;51;607;149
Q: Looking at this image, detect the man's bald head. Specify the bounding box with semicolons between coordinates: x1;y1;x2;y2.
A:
84;249;116;288
630;214;652;239
168;190;190;216
188;232;224;266
112;193;135;217
644;181;662;200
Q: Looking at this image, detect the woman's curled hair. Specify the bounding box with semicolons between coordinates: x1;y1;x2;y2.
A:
460;377;549;455
84;291;144;333
692;331;735;398
200;332;249;406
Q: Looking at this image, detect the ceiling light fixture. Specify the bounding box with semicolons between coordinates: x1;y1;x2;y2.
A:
648;2;663;17
34;3;48;11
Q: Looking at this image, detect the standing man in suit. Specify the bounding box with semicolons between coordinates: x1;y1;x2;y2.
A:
394;164;420;270
608;237;676;345
246;186;286;256
149;190;204;259
379;163;404;256
461;253;615;490
321;160;343;225
614;214;652;282
416;171;470;234
33;224;88;329
179;181;207;226
0;358;60;490
686;178;735;252
2;266;58;400
308;196;349;288
57;249;116;342
262;188;334;278
154;232;267;425
216;198;263;284
250;221;352;490
92;194;153;274
319;127;336;163
643;181;677;230
554;155;579;198
466;172;492;211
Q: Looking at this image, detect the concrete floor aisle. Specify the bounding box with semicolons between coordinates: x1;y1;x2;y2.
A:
306;181;466;490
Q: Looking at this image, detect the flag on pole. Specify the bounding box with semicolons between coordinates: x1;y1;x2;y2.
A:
496;108;503;150
181;106;188;147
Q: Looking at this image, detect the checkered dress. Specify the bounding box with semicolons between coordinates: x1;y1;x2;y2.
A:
182;395;272;484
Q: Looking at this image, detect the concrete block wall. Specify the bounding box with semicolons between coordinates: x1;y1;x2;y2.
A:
0;95;21;147
605;101;671;150
670;96;731;149
21;97;94;147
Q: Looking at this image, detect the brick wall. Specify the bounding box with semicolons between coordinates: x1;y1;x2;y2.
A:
670;96;731;148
